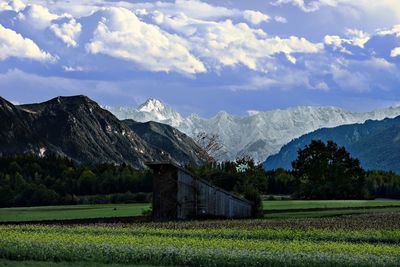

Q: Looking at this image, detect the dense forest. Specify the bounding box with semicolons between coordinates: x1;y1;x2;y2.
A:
0;145;399;207
0;154;153;207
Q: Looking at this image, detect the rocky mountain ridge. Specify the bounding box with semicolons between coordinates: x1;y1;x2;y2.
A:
105;100;400;162
0;95;208;168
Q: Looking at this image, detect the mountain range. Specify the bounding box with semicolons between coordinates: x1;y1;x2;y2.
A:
105;100;400;163
264;116;400;173
0;96;208;168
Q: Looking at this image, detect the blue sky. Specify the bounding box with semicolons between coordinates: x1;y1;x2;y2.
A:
0;0;400;117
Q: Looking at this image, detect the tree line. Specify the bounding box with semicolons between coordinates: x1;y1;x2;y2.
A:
0;154;152;207
265;140;400;200
0;140;399;208
190;140;400;201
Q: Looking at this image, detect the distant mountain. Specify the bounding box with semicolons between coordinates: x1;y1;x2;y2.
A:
105;99;184;128
105;100;400;162
264;116;400;173
0;96;208;168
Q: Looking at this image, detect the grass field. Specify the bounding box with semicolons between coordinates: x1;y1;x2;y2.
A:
262;199;400;218
0;259;161;267
262;199;400;211
0;203;150;222
1;200;399;222
1;213;399;267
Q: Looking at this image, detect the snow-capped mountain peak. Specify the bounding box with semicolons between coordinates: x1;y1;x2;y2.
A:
106;101;400;163
138;98;166;113
104;99;184;128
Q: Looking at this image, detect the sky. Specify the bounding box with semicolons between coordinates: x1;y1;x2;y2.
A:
0;0;400;117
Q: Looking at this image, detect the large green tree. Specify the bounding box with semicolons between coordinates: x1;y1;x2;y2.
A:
292;140;367;199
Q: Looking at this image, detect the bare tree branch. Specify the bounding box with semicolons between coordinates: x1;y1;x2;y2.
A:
195;132;227;162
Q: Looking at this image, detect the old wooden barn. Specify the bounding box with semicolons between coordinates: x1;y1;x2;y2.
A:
146;161;253;220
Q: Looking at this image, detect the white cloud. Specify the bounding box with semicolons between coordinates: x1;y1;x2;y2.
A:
1;0;398;88
327;57;398;92
12;3;81;47
378;25;400;37
86;7;206;74
391;47;400;57
243;10;270;25
272;0;400;30
272;0;400;17
364;57;395;69
272;0;327;12
63;65;86;72
13;0;240;19
330;63;370;92
324;35;345;49
344;29;370;48
375;25;400;58
247;110;261;116
153;13;321;72
315;82;329;91
50;18;81;47
274;16;287;23
0;24;54;62
0;0;25;12
324;29;370;54
18;4;60;29
229;68;313;91
160;0;239;20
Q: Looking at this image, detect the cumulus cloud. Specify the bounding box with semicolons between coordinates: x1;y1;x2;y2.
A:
11;2;82;47
243;10;270;25
50;19;81;47
0;24;54;62
1;0;399;95
18;4;60;29
324;29;370;54
152;13;321;72
391;47;400;57
0;0;25;11
378;25;400;37
86;7;206;74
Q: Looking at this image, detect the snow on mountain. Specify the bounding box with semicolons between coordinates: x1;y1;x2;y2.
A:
104;100;400;163
104;99;184;128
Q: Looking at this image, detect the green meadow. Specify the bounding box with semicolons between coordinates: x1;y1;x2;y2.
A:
1;200;400;222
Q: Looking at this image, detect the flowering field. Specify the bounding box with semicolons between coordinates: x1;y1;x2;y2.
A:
1;213;400;267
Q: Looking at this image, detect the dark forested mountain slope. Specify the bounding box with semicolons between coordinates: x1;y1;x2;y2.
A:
0;97;38;152
264;116;400;173
124;120;209;166
0;95;207;168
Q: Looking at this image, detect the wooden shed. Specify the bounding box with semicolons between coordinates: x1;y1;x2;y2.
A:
146;161;253;220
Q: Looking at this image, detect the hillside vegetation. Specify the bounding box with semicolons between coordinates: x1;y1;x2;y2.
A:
265;116;400;173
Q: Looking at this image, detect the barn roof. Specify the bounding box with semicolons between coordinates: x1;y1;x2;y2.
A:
145;161;253;205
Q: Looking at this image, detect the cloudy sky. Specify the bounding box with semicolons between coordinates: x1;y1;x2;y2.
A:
0;0;400;117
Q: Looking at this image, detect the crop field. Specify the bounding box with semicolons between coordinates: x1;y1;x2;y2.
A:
1;213;400;267
1;200;399;222
264;207;400;218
